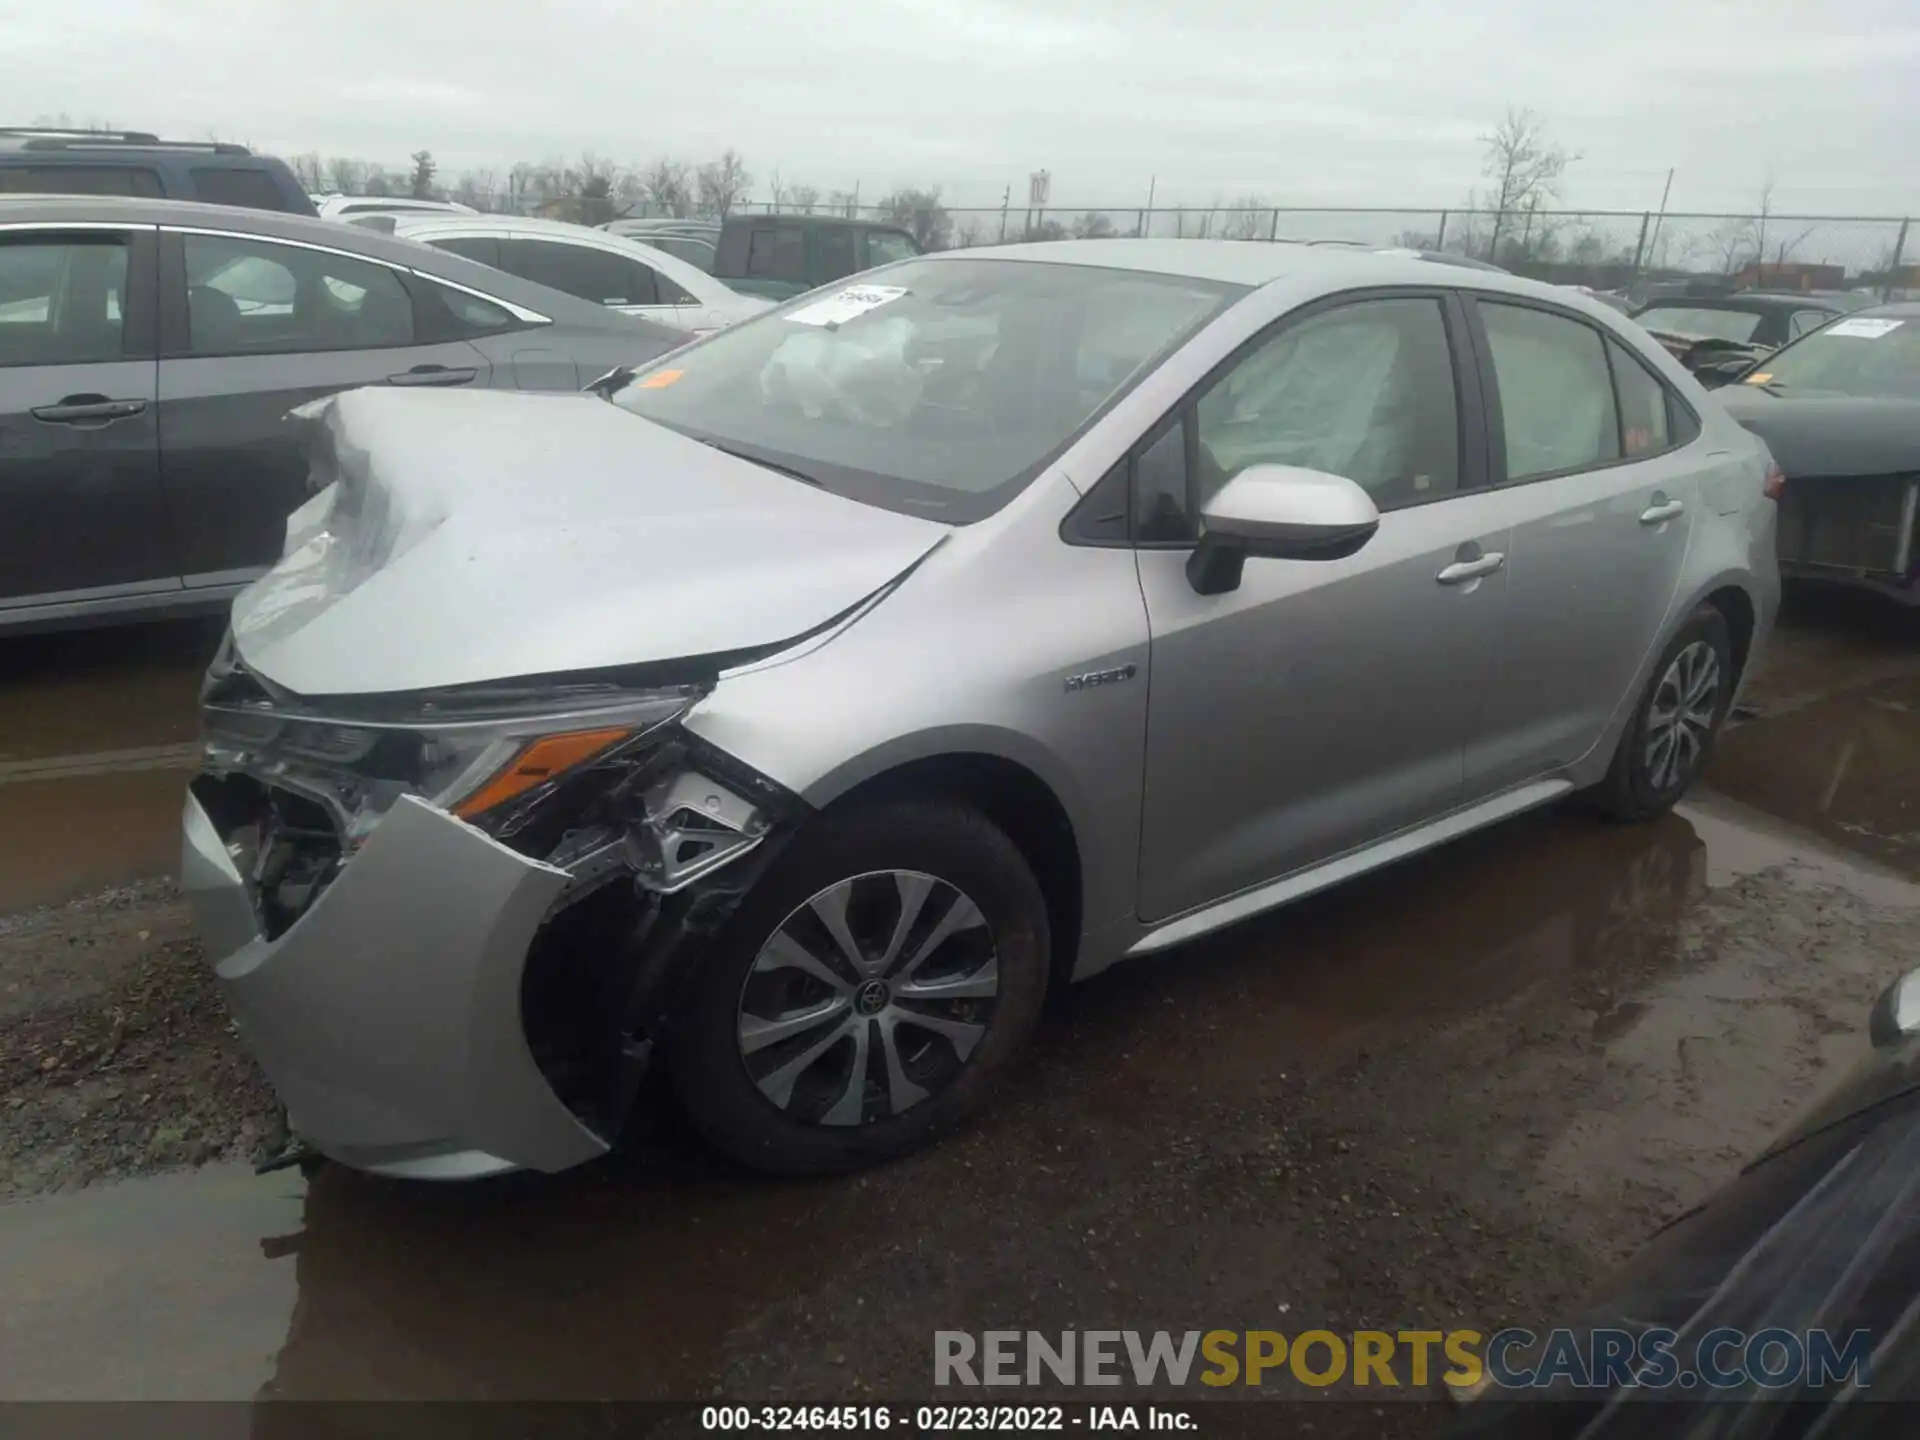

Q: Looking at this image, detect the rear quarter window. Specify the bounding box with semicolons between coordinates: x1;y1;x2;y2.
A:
188;167;294;212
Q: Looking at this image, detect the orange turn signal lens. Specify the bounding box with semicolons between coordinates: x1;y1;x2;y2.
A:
452;727;632;818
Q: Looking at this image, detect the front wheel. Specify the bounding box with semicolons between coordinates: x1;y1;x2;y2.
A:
1588;604;1734;821
670;800;1050;1175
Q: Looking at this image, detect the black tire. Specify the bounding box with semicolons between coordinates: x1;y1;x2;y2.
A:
1588;604;1734;822
669;800;1049;1176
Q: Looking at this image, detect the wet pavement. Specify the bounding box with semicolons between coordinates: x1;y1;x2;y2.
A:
0;589;1917;1410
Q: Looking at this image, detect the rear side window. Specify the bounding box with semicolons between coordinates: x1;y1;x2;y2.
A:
745;226;805;279
188;167;290;212
656;271;696;304
412;276;521;342
1605;337;1673;457
181;233;414;355
426;235;501;268
1481;301;1620;481
0;164;162;198
0;235;130;366
509;238;651;306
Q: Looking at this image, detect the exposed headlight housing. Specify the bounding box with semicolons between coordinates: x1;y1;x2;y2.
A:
201;683;703;847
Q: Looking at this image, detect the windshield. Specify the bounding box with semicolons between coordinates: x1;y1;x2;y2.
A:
1754;315;1920;398
1635;306;1763;343
610;258;1243;521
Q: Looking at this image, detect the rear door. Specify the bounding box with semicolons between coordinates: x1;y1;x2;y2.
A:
0;223;175;608
1462;297;1699;795
156;227;496;585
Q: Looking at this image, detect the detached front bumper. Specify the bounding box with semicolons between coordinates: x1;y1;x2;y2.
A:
181;787;608;1179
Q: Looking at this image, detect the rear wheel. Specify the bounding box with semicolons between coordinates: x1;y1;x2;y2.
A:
1589;604;1734;821
670;800;1049;1175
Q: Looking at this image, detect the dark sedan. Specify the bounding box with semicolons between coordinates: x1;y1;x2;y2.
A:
1450;960;1920;1437
1631;292;1873;388
1717;304;1920;605
0;195;683;634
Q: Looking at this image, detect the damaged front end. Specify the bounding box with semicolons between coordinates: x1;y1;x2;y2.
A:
187;640;808;1176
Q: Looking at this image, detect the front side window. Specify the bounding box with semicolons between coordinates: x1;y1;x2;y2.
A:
1193;296;1461;512
1753;315;1920;399
1789;309;1832;340
0;236;129;366
182;233;414;354
1633;305;1763;344
612;258;1241;522
1606;337;1673;457
865;230;919;267
1481;301;1620;480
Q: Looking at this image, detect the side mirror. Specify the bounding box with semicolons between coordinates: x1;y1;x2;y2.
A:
1187;465;1380;595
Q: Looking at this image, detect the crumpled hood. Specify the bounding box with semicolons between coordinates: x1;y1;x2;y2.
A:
1716;387;1920;479
231;387;947;696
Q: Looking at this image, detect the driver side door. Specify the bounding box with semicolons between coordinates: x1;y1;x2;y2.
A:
1134;289;1513;924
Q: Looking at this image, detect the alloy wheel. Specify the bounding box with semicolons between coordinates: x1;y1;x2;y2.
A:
1643;640;1721;791
735;870;999;1127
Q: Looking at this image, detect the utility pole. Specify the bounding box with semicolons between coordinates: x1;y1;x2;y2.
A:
1885;217;1912;302
999;184;1010;244
1141;175;1155;237
1639;168;1675;298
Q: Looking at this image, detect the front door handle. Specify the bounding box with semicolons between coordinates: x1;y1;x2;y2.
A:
30;396;148;425
1640;498;1686;525
387;365;478;388
1436;552;1506;585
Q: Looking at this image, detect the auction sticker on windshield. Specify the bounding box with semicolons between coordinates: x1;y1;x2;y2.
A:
1823;317;1905;340
786;285;909;328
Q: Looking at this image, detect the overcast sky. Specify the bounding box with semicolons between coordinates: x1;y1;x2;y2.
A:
6;0;1918;218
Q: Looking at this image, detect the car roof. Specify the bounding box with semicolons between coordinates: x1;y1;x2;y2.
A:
731;212;914;232
0;192;669;333
913;237;1564;297
0;128;254;157
1638;293;1844;312
1858;300;1920;319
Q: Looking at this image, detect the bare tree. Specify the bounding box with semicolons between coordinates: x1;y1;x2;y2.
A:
786;184;821;214
879;186;953;249
1071;211;1118;239
696;149;753;218
452;169;497;211
613;166;647;217
827;189;859;218
1219;195;1273;241
289;153;326;193
325;156;366;194
638;158;693;217
1479;108;1578;263
766;168;787;210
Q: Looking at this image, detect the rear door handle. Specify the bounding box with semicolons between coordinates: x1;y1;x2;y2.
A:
1436;552;1506;585
387;365;478;388
30;397;148;424
1640;499;1686;525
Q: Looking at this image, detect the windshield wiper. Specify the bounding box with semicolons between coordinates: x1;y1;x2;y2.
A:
697;438;824;488
584;364;636;398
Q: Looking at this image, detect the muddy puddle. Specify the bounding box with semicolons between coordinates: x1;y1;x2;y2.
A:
0;621;218;912
3;781;1913;1403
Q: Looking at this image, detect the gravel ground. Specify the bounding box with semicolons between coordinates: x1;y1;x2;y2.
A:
0;881;277;1200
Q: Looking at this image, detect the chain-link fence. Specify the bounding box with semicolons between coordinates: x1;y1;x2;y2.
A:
731;201;1915;296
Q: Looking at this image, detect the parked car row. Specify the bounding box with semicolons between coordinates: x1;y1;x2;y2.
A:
0;194;681;631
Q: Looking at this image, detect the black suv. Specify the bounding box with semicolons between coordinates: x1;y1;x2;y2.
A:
0;128;314;215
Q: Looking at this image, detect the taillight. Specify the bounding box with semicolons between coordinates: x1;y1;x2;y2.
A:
1763;463;1786;501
